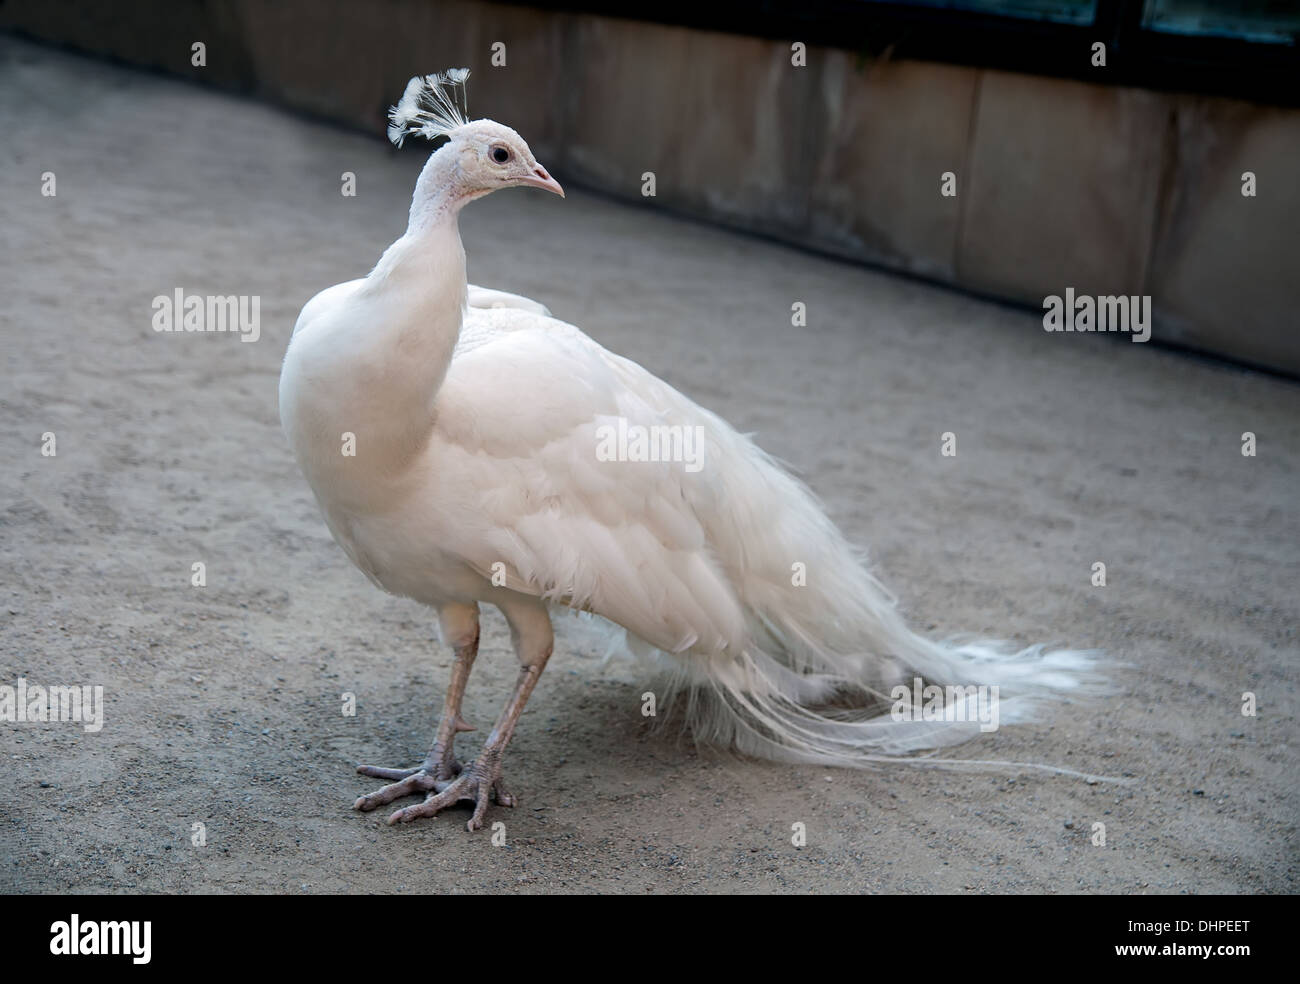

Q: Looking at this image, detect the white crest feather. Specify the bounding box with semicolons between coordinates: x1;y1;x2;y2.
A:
387;68;471;147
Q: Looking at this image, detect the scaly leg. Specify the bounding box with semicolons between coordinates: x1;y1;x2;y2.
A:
354;604;480;799
358;599;553;831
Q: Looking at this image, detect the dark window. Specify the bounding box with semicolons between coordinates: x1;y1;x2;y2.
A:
869;1;1098;25
1141;0;1300;44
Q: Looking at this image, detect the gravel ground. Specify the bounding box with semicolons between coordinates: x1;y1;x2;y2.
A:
2;37;1296;894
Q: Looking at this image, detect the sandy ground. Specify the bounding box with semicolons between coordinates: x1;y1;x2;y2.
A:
1;37;1296;894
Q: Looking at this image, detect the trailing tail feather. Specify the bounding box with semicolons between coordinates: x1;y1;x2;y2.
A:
588;404;1108;777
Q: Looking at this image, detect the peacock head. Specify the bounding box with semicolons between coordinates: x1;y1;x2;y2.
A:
388;70;563;205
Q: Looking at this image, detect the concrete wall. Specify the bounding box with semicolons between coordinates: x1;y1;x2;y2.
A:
4;0;1296;373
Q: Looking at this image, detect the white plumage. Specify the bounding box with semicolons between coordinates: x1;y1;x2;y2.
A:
279;72;1100;830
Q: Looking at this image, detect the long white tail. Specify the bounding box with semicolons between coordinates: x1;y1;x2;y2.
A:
607;409;1106;775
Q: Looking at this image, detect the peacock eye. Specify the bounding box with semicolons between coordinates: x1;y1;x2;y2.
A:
491;146;510;164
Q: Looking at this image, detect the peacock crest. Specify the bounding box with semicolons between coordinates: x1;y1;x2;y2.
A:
386;69;471;147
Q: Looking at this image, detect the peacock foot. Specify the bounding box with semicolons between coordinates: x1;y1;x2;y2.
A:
354;750;515;831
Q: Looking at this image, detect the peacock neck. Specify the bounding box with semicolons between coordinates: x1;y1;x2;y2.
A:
406;142;478;234
281;150;475;512
317;207;466;486
374;217;465;392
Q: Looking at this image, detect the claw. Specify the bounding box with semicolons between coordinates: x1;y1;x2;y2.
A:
493;777;516;808
469;781;493;830
353;769;439;811
356;764;420;781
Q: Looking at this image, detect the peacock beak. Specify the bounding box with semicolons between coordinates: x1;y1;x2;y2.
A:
518;164;564;198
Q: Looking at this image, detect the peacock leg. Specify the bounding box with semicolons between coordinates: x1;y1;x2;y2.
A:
358;600;553;831
354;605;479;797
